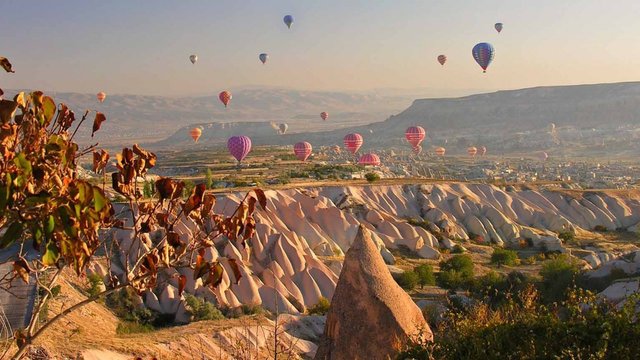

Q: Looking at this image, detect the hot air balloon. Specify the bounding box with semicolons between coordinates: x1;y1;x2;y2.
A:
279;123;288;134
437;55;447;66
467;146;478;157
294;141;312;161
479;146;487;156
96;92;106;103
190;128;202;142
359;153;381;166
189;55;198;64
219;91;232;108
435;147;446;156
227;136;252;163
343;133;363;154
283;15;294;29
320;112;329;121
259;53;269;64
405;126;426;147
412;145;422;155
472;43;495;73
539;151;549;161
495;23;503;33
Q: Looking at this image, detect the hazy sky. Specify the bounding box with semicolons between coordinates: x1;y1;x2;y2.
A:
2;1;640;96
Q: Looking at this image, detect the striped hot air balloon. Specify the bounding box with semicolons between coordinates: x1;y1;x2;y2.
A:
437;55;447;66
478;146;487;156
467;146;478;157
434;147;446;156
343;133;363;154
96;92;106;103
190;128;202;142
320;112;329;121
359;153;381;166
219;91;232;107
405;126;426;147
293;141;312;161
472;43;495;73
227;136;252;163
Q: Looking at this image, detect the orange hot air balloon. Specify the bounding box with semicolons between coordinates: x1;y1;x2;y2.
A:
219;91;232;107
320;112;329;121
190;128;202;142
96;92;106;103
435;146;446;156
437;55;447;66
467;146;478;157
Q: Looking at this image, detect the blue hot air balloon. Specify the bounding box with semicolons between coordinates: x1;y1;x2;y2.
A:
259;53;269;64
472;42;495;73
283;15;294;29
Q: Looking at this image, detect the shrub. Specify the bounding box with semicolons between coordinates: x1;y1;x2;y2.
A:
539;254;580;304
557;230;575;243
87;273;104;298
440;255;474;277
414;264;435;288
205;168;213;189
308;297;331;315
593;225;608;232
364;172;380;183
396;271;420;290
398;288;640;359
437;255;475;290
184;294;224;321
452;244;465;254
490;248;519;267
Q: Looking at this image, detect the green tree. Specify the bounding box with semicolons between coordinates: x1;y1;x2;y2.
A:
308;297;331;315
396;270;420;290
414;264;435;288
539;254;580;304
205;168;213;189
365;172;380;183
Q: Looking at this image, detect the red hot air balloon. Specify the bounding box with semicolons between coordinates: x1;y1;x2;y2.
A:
219;91;232;108
343;133;363;154
405;126;426;147
320;111;329;121
96;92;106;103
190;128;202;142
437;55;447;66
479;146;487;156
227;135;252;163
359;153;381;166
293;141;313;161
412;145;422;155
467;146;478;157
435;147;446;156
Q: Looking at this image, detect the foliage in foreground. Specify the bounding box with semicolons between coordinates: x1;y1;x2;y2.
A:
398;287;640;360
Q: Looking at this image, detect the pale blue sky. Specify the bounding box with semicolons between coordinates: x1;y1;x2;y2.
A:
2;1;640;96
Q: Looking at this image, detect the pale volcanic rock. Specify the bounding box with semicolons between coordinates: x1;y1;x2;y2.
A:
314;226;431;360
295;268;324;307
159;285;183;314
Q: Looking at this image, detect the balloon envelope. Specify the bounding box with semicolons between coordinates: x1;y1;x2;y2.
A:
467;146;478;156
472;43;495;72
359;153;381;166
294;141;313;161
495;23;503;33
190;128;202;142
219;91;232;107
259;53;269;64
189;55;198;64
283;15;294;28
435;147;446;156
405;126;426;147
279;123;288;134
343;133;363;154
96;92;106;103
320;112;329;121
227;136;252;162
437;55;447;66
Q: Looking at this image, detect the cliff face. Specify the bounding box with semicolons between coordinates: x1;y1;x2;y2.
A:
107;184;640;317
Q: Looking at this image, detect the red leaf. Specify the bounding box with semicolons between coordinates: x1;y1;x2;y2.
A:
183;183;206;214
178;275;187;296
253;189;267;210
91;112;106;137
209;262;224;288
228;259;243;285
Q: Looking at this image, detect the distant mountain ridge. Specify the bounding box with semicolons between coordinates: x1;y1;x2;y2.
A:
151;81;640;153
